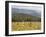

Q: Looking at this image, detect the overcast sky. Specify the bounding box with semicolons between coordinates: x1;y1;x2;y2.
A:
12;5;42;17
12;5;42;13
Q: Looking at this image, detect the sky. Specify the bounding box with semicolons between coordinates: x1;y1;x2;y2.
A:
11;3;42;14
12;5;41;10
12;5;42;14
12;5;42;17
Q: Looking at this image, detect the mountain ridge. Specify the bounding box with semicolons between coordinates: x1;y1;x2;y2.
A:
12;8;41;17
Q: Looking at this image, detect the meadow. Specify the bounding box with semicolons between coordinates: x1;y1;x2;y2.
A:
12;22;41;31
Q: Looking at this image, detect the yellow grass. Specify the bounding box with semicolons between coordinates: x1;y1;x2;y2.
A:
12;22;41;31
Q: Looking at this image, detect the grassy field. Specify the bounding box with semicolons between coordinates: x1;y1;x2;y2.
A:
12;22;41;31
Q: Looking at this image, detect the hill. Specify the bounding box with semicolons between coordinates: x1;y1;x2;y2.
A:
12;13;41;22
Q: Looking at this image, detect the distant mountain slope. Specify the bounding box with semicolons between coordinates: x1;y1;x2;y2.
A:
12;8;41;17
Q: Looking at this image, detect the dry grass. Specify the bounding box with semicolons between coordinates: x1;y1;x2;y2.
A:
12;22;41;31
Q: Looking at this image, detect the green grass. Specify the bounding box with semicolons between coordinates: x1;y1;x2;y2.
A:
12;22;41;31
